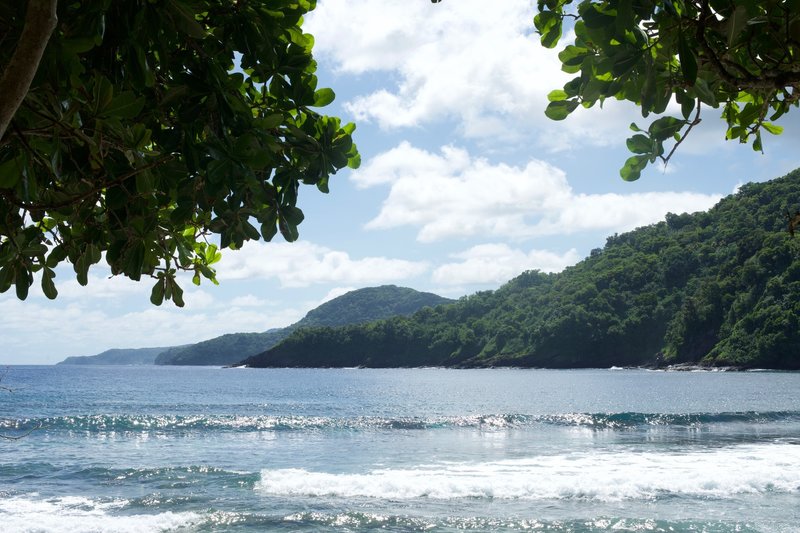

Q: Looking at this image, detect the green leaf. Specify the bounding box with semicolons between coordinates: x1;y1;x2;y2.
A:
259;113;284;129
558;45;588;68
207;159;234;183
541;22;562;48
171;280;185;307
279;218;299;242
547;89;568;102
313;88;335;107
14;269;30;300
752;131;763;152
104;92;145;119
0;265;14;292
204;244;222;264
680;95;695;120
693;78;718;107
678;33;697;85
75;254;91;286
41;268;58;300
125;241;146;280
281;206;305;226
167;0;207;39
150;279;165;305
535;11;562;49
0;157;23;189
762;122;783;135
92;76;114;115
648;116;685;141
580;4;615;29
347;152;362;169
46;245;67;269
545;99;579;120
261;220;278;241
610;49;640;77
626;134;653;154
620;155;648;181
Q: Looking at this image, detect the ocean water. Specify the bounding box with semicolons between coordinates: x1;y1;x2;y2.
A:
1;366;799;532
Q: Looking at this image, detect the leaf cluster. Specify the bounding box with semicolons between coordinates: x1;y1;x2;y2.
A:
535;0;800;180
0;0;359;305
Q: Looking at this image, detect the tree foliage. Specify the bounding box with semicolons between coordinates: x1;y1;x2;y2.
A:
244;169;800;370
534;0;800;180
0;0;359;305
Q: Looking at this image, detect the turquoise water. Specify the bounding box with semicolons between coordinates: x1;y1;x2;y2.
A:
1;366;799;532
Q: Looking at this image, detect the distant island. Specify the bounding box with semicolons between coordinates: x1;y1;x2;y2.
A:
241;169;800;371
58;285;453;366
58;347;173;366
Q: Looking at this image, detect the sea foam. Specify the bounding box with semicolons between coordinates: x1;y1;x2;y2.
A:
257;442;800;502
0;495;204;533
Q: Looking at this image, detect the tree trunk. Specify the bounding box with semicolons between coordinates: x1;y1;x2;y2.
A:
0;0;58;141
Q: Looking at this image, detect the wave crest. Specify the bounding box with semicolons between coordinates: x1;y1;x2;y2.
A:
2;410;798;434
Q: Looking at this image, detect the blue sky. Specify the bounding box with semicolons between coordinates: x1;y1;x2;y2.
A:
2;0;799;364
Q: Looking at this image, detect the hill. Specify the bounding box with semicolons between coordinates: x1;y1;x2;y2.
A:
242;169;800;370
154;285;453;365
58;347;171;366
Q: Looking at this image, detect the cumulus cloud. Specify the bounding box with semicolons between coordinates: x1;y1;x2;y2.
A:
318;286;358;305
307;1;759;152
433;244;580;285
306;0;637;145
353;142;723;242
216;241;429;287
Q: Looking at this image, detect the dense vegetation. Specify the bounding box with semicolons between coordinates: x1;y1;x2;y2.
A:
1;1;358;305
244;169;800;370
58;347;173;365
154;285;452;365
536;0;800;180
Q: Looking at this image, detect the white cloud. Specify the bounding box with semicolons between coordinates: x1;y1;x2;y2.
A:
307;1;742;151
433;244;580;285
318;286;358;305
53;272;144;300
216;240;429;287
353;142;723;242
230;295;268;308
306;0;582;141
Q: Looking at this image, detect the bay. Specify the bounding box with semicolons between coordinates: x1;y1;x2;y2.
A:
1;366;799;532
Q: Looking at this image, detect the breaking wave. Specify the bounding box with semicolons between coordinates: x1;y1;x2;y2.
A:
3;410;799;434
257;442;800;502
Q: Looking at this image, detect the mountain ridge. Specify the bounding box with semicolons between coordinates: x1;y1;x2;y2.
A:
152;285;453;365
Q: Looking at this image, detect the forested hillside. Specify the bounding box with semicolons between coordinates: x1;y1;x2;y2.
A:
243;170;800;370
155;286;452;365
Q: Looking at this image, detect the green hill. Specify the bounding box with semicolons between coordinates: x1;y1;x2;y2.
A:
154;285;453;365
58;347;172;365
242;169;800;370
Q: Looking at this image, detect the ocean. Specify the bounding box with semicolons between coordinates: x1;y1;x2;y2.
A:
1;366;799;532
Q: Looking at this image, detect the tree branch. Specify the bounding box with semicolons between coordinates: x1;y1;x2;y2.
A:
0;0;59;141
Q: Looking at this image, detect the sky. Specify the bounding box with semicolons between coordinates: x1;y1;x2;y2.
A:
3;0;799;364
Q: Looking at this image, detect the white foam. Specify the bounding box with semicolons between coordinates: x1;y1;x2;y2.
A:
0;495;204;533
257;442;800;502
